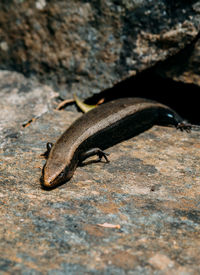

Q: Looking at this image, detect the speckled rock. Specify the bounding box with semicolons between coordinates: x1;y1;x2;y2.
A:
156;2;200;86
0;1;199;97
0;70;58;145
156;33;200;86
1;71;200;274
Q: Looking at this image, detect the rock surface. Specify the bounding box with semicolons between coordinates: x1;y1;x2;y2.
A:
0;71;57;145
156;2;200;86
1;71;200;274
0;1;200;97
156;35;200;86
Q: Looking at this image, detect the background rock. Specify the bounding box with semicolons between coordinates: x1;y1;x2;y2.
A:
155;35;200;86
0;0;200;97
157;1;200;86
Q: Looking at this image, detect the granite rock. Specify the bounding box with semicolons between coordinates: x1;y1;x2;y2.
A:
0;1;200;97
156;2;200;85
156;33;200;86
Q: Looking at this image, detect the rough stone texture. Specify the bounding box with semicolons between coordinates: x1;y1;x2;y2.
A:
156;35;200;86
1;71;200;274
0;70;58;145
0;1;200;97
155;2;200;86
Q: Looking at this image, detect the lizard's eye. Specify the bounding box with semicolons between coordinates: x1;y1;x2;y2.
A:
167;113;173;118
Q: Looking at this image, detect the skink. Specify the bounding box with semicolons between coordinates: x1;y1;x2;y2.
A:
41;97;191;189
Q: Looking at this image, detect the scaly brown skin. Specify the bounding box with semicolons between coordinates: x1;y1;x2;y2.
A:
41;97;192;189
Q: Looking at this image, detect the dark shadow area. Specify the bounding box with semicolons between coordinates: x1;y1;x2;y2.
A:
86;69;200;125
